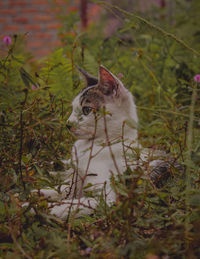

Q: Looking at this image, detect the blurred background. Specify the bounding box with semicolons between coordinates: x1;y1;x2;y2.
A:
0;0;181;59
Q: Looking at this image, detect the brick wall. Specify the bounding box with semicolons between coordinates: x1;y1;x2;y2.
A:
0;0;163;59
0;0;73;59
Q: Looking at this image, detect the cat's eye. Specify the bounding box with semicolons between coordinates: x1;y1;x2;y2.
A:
82;106;92;116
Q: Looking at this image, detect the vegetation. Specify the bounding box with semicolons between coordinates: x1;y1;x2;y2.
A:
0;0;200;258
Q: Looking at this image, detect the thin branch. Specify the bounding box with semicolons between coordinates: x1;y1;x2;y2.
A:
121;121;129;170
103;107;120;176
18;89;28;190
96;1;200;57
185;82;197;247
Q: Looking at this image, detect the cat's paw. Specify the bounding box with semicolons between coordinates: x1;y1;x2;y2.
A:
31;184;70;201
49;202;71;219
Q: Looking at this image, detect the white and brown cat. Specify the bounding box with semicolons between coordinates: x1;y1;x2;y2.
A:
29;66;174;219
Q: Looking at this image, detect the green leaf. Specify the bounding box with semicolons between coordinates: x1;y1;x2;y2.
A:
190;194;200;207
20;67;37;89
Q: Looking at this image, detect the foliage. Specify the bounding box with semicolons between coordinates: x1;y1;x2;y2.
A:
0;0;200;258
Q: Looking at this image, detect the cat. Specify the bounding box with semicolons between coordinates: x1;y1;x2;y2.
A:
30;66;175;219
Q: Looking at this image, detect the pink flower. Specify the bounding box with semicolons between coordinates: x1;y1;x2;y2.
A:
85;247;92;254
118;73;123;79
3;36;12;46
194;74;200;83
31;85;37;90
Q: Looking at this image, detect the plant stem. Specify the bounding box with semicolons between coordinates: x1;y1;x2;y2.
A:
96;1;200;57
185;82;197;246
18;89;28;190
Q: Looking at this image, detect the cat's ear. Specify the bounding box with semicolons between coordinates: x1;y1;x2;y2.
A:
76;66;98;87
98;65;126;97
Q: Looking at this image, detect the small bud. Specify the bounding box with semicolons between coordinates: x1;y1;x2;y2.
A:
118;73;123;79
31;85;38;90
85;247;92;254
194;74;200;83
3;36;12;46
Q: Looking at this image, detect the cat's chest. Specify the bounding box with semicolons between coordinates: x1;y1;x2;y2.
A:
72;140;126;180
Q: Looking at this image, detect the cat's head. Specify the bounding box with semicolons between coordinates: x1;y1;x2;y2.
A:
67;65;138;141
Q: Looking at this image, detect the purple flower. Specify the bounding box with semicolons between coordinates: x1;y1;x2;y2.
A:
31;85;37;90
194;74;200;83
3;36;12;46
118;73;123;79
85;247;92;254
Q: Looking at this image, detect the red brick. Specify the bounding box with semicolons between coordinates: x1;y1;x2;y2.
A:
21;9;38;13
54;7;62;12
9;1;27;6
34;32;52;39
54;0;67;4
45;7;58;13
46;6;62;13
13;17;28;24
49;40;62;47
67;6;78;12
3;25;19;31
0;9;17;15
0;18;7;23
24;25;42;31
35;48;51;57
34;15;52;22
46;23;62;30
31;0;49;4
27;41;44;48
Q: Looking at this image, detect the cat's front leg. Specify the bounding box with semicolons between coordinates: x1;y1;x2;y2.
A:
33;162;79;200
49;197;98;219
35;183;70;201
48;181;117;219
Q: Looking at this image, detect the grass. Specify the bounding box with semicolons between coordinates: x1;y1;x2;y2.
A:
0;0;200;258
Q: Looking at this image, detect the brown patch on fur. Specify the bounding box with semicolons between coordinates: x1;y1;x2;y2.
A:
80;87;104;110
